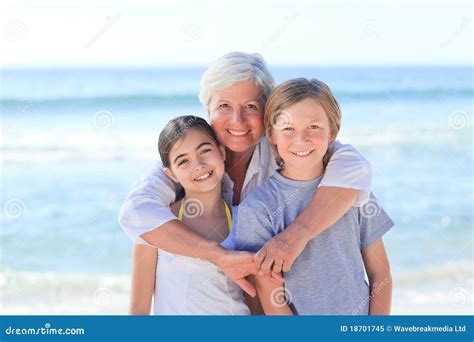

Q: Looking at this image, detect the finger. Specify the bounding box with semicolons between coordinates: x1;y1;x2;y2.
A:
270;271;285;284
234;277;256;297
272;261;283;274
245;262;260;275
254;247;266;269
282;257;294;273
260;256;274;276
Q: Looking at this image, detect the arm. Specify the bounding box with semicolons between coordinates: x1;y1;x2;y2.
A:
255;274;293;315
256;143;372;275
129;244;158;315
118;160;261;296
243;275;265;315
362;239;392;315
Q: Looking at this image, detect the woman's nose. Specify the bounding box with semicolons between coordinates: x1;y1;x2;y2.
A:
230;107;244;124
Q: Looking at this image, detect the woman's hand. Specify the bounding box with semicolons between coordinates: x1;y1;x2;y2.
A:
214;249;260;297
254;221;310;276
215;249;284;297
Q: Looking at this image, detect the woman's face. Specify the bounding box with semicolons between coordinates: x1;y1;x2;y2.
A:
208;80;265;153
163;129;226;194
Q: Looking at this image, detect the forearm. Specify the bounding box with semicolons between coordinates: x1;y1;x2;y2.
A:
141;219;224;265
255;276;293;316
244;276;265;315
129;246;157;315
368;274;392;315
291;186;358;240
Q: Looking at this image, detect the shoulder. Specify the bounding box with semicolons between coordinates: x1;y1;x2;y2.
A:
328;140;361;155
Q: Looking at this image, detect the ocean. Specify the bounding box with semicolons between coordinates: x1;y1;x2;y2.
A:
1;66;472;314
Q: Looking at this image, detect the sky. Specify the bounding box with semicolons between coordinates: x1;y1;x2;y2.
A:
0;0;472;67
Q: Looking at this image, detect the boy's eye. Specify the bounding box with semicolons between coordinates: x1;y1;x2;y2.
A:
177;159;188;166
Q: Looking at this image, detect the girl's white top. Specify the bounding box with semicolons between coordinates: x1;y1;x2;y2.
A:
153;249;250;315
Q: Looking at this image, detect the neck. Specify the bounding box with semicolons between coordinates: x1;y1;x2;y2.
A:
280;161;325;181
183;186;224;218
224;146;256;174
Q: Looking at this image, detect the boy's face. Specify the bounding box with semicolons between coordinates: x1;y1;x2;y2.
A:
163;129;226;194
269;98;332;176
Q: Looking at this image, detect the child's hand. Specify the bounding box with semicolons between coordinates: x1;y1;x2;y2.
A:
255;222;310;276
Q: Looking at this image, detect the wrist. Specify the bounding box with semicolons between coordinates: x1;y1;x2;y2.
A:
288;220;312;243
206;241;227;266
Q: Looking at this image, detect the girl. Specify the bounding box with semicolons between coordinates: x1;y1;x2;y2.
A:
232;78;394;315
129;115;251;315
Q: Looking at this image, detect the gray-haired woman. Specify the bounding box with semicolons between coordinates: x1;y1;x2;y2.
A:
119;51;371;310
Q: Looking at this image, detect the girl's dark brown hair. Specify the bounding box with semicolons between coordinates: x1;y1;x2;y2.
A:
158;115;220;168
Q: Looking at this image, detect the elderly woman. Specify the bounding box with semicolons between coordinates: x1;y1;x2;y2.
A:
119;52;371;300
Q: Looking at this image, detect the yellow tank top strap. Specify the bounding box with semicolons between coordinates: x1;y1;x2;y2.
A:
178;199;232;231
178;199;185;221
224;202;232;231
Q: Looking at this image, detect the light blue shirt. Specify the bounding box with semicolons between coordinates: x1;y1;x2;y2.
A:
230;171;394;315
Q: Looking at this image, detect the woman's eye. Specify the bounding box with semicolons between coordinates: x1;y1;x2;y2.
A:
178;159;188;166
310;125;320;129
219;103;229;109
283;127;294;131
200;148;211;155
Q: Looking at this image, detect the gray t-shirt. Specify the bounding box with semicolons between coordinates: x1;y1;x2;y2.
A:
228;171;394;315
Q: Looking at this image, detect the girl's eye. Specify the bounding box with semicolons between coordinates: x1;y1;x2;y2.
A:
283;127;294;131
310;125;320;129
178;159;188;166
200;148;212;155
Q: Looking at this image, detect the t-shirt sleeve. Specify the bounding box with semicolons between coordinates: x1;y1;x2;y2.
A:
118;159;179;243
319;140;372;206
358;193;395;249
232;199;276;253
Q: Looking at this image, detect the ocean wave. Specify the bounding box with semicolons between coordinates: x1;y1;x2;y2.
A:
1;88;472;108
1;261;471;315
0;94;200;108
1;125;468;163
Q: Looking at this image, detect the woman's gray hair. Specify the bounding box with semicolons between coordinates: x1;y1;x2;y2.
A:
199;51;275;112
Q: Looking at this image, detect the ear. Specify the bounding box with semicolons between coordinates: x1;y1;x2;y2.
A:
163;167;178;183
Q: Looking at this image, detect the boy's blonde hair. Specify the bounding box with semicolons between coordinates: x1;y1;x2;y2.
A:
264;78;341;168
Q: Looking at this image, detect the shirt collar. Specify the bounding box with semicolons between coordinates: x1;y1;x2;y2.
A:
221;140;262;195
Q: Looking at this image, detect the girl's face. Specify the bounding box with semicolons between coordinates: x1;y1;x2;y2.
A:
269;98;334;178
163;129;226;194
209;80;265;153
